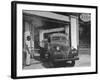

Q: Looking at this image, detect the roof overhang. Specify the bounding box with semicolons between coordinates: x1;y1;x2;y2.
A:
23;10;70;22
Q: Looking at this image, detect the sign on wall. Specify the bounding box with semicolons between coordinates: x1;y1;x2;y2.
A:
80;13;91;22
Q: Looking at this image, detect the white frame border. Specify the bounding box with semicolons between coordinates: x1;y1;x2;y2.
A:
16;3;96;77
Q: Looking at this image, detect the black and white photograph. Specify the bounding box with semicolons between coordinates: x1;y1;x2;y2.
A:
23;10;91;69
11;1;97;79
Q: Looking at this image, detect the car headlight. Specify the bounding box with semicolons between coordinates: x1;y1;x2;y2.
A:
56;46;60;51
71;48;77;54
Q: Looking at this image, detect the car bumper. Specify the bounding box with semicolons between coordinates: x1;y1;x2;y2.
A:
54;56;79;62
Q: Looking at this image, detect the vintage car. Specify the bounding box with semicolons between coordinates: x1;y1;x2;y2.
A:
40;33;79;67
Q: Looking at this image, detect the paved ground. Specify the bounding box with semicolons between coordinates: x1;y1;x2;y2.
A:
75;54;90;67
23;48;91;69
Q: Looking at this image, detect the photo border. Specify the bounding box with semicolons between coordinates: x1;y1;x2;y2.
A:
11;1;98;79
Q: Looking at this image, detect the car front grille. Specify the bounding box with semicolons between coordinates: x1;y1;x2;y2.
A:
54;52;68;59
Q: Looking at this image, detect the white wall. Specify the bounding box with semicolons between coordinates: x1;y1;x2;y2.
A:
0;0;99;80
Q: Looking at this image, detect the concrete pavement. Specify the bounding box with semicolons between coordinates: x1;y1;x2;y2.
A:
23;48;91;69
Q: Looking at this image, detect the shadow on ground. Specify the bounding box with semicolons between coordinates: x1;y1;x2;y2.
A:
42;61;75;68
32;54;75;68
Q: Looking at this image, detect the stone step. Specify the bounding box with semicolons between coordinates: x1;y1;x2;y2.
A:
79;46;90;48
79;48;90;54
79;44;90;48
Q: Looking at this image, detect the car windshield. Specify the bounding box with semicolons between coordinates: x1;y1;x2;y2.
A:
52;36;67;41
52;36;60;41
60;37;67;41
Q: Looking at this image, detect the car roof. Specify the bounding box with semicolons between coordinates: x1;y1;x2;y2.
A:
50;42;69;47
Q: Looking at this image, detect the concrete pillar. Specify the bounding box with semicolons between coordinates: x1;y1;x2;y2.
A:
65;25;69;40
39;30;44;47
70;16;79;49
30;23;35;58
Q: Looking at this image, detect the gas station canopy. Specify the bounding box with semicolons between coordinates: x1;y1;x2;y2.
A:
23;10;70;22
